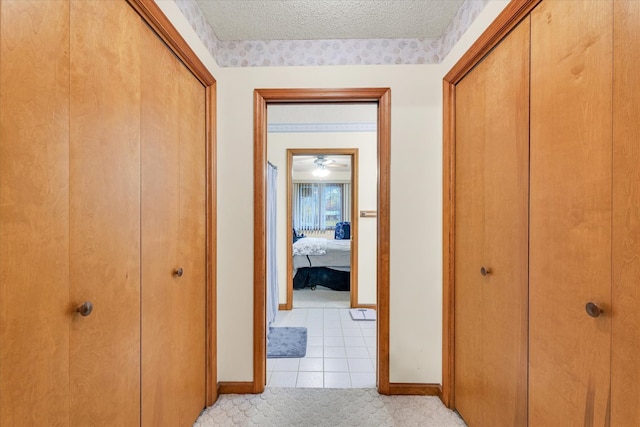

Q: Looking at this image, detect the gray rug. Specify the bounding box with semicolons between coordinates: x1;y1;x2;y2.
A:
267;327;307;358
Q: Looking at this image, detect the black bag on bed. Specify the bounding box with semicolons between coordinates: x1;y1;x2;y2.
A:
334;222;351;240
293;267;350;291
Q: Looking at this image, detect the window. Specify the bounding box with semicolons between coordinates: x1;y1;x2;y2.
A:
294;183;346;232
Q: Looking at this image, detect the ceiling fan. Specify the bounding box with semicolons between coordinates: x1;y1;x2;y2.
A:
295;155;349;169
292;155;350;177
314;155;334;167
312;155;332;177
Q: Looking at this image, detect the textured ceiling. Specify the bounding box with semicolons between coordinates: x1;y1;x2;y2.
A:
196;0;466;41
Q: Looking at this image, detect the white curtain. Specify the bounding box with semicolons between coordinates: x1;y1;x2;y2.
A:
266;163;279;332
292;182;302;231
292;182;350;233
342;183;351;222
295;182;320;233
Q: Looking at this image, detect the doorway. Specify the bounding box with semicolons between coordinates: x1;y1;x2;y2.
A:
287;149;358;311
253;88;391;394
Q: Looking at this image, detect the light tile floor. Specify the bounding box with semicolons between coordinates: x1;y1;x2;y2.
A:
267;308;377;389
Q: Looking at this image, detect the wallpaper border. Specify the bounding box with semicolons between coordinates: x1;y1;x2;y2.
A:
268;122;378;133
173;0;489;67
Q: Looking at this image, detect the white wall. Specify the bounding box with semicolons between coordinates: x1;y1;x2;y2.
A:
156;0;510;384
267;126;378;305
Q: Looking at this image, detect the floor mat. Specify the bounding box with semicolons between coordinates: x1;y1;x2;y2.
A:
267;326;307;358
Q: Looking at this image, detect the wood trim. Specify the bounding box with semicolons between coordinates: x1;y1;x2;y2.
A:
126;0;218;407
443;0;541;85
125;0;215;86
442;81;456;409
278;303;288;311
285;151;294;311
352;303;377;310
350;149;359;309
285;148;359;310
254;88;391;395
388;383;442;397
253;90;268;393
205;83;217;406
217;382;255;395
377;88;391;395
441;0;538;412
253;88;390;103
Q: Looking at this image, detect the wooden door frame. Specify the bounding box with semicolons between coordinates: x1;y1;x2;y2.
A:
441;0;541;409
126;0;218;406
254;88;391;394
285;148;363;311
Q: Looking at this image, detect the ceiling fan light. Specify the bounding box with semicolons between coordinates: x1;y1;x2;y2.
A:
312;167;330;177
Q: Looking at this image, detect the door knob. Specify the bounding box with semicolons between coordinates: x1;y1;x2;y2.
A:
585;302;603;318
480;266;491;276
174;268;184;277
76;301;93;317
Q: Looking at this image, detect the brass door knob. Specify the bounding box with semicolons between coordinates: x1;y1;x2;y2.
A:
76;301;93;317
585;302;603;318
174;268;184;277
480;266;491;276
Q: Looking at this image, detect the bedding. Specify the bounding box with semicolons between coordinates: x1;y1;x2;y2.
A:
292;237;327;256
292;238;351;290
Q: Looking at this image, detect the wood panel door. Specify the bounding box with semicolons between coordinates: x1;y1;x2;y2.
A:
530;1;613;425
1;1;209;425
612;0;640;425
69;0;142;424
454;18;530;426
0;1;70;424
141;21;206;426
175;46;207;425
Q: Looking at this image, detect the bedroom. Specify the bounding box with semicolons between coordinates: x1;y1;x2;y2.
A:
290;152;353;308
266;103;378;388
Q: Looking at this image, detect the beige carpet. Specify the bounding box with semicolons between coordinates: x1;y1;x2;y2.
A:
293;286;350;309
194;388;466;427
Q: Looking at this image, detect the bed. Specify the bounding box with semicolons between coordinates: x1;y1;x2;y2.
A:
292;237;351;291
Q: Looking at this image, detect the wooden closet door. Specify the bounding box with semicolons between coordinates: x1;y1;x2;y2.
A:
141;25;181;426
612;0;640;425
69;0;142;424
0;1;70;424
454;18;530;426
176;51;207;423
141;23;206;426
530;1;613;425
454;60;487;426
